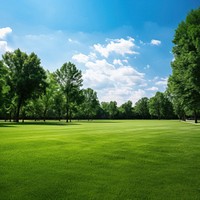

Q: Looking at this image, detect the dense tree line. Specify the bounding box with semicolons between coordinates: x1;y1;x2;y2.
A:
0;8;199;123
0;49;175;122
168;8;200;123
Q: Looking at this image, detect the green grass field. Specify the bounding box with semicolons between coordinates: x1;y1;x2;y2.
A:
0;120;200;200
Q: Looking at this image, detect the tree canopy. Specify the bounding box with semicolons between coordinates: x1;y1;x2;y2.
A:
168;8;200;123
2;49;47;122
55;62;83;122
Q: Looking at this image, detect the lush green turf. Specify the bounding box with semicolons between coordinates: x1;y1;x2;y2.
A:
0;120;200;200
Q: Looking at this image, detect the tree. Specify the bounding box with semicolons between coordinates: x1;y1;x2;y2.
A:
168;8;200;123
134;97;150;119
119;100;133;119
101;102;110;119
25;98;44;121
39;71;58;121
53;90;65;121
149;92;174;119
55;62;83;122
2;49;47;122
108;101;118;119
81;88;100;120
0;61;7;108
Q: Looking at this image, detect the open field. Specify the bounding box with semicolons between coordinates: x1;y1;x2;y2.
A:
0;120;200;200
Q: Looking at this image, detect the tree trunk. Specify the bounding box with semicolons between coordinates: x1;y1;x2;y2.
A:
194;110;198;123
4;112;7;122
9;111;12;122
16;100;22;123
66;95;69;123
66;106;69;123
43;108;47;122
69;109;72;122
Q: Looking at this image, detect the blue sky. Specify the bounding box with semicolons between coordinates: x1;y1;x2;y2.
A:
0;0;199;105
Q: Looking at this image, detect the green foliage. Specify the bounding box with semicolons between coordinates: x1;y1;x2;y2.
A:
101;101;119;119
0;61;7;107
118;100;133;119
2;49;47;122
53;90;65;121
134;97;150;119
149;92;174;119
80;88;100;120
168;8;200;123
39;71;58;121
55;62;83;122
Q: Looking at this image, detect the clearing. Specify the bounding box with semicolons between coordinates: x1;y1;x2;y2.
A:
0;120;200;199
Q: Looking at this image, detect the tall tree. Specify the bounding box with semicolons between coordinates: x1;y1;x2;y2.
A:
101;102;110;119
149;92;174;119
168;8;200;123
134;97;150;119
55;62;82;122
0;61;7;107
119;100;133;119
2;49;47;122
53;90;65;121
108;101;118;119
40;71;58;121
81;88;100;120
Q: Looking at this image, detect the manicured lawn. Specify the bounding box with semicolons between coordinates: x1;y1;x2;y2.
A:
0;120;200;200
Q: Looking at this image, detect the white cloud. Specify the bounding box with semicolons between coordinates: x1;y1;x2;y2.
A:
113;59;123;66
99;87;134;105
93;37;139;58
71;37;156;105
82;58;146;105
123;59;128;63
0;41;12;53
83;59;144;88
155;77;168;86
72;53;89;63
0;27;12;40
146;86;158;91
131;89;146;105
0;27;13;54
150;39;161;46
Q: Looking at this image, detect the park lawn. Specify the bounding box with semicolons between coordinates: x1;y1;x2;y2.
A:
0;120;200;200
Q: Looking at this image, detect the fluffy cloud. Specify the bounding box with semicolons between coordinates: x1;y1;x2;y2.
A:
72;53;89;63
155;77;168;86
146;86;158;91
0;41;12;53
82;58;146;105
113;59;123;66
131;89;146;105
0;27;13;54
150;39;161;46
93;37;139;58
0;27;12;40
71;37;158;105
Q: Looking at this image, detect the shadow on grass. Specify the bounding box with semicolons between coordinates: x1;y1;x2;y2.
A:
78;120;122;124
0;119;124;127
0;120;81;127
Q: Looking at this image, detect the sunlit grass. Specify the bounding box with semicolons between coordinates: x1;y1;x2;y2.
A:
0;120;200;199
